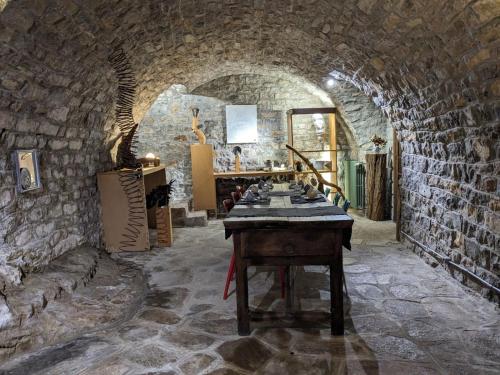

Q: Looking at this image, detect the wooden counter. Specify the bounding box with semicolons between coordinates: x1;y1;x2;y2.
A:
214;170;294;178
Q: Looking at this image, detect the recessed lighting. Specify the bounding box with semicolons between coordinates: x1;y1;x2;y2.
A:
326;79;335;87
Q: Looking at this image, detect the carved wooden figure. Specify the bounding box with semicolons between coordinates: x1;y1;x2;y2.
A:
191;108;206;144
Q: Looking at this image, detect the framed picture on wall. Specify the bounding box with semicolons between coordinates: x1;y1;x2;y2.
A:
226;105;258;143
13;149;42;193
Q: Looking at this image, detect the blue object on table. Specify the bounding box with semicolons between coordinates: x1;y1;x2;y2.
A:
333;192;341;206
324;188;331;198
343;200;351;211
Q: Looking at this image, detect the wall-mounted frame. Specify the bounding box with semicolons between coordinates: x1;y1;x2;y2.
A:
13;149;42;193
226;105;258;144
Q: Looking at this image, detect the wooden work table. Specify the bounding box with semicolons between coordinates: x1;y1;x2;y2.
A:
223;183;353;335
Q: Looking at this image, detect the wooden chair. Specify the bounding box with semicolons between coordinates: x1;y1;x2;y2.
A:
231;191;241;204
223;198;234;213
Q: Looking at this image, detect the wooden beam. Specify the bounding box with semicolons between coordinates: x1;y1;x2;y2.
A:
393;128;401;240
287;107;336;115
287;111;294;167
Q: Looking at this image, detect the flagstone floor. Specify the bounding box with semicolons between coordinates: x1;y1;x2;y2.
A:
1;215;499;375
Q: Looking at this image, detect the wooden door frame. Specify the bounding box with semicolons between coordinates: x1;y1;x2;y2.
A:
393;128;401;241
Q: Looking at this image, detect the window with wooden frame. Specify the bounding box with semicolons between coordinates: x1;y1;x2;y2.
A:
287;107;338;185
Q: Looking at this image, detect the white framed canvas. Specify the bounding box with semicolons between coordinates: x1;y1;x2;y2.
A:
226;105;258;144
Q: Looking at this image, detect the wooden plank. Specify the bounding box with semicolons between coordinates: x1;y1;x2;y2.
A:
331;230;344;335
97;170;149;252
234;232;250;335
156;206;173;247
287;107;336;115
287;111;294;167
365;153;387;221
241;229;336;257
143;165;166;176
393;128;401;241
329;113;337;184
191;144;216;210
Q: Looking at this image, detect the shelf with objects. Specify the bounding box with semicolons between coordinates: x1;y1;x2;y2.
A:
286;107;339;195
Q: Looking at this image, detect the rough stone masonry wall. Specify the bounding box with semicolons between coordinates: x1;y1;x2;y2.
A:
382;62;499;299
0;3;119;288
138;75;348;201
137;75;372;202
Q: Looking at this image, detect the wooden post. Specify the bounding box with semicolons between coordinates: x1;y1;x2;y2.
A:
331;229;344;335
365;153;387;221
328;112;337;184
156;206;172;247
287;111;294;167
393;128;401;241
234;232;250;335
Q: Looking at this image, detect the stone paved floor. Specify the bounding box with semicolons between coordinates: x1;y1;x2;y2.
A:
0;215;499;375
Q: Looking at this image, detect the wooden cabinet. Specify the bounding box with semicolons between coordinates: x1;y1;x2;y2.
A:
191;144;216;210
287;107;338;184
97;165;167;252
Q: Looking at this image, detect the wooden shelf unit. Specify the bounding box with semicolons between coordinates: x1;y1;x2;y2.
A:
287;107;338;184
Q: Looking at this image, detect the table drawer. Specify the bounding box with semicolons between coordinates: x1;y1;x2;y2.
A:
241;230;338;257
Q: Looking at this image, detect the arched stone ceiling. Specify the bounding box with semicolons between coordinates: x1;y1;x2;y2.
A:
3;0;496;126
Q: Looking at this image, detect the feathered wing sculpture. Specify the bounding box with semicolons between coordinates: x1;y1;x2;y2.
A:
191;108;206;144
108;46;140;169
286;144;345;199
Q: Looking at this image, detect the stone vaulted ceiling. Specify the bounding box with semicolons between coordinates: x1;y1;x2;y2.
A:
2;0;498;124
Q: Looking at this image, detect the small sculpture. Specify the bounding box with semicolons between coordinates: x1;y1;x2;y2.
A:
370;134;387;153
191;108;206;144
232;146;242;172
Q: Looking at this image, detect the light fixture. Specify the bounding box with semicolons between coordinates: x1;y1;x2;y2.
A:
143;153;159;167
326;78;335;87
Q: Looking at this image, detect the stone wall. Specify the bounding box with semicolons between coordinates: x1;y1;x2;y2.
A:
0;3;119;288
137;75;370;202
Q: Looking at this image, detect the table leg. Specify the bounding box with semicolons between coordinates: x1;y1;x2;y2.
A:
234;233;250;335
331;235;344;335
285;266;293;315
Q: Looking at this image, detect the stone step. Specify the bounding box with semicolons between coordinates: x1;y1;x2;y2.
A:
170;202;207;227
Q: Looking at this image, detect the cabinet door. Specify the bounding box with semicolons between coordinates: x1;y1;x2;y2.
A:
98;170;149;252
191;144;216;210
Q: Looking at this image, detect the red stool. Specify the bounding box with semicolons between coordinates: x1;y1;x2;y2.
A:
223;197;285;300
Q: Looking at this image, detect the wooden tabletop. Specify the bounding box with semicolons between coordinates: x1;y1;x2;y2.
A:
223;183;353;230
